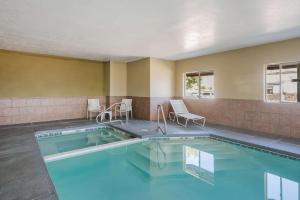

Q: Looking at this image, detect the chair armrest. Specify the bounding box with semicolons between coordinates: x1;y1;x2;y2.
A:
114;105;121;111
99;105;106;112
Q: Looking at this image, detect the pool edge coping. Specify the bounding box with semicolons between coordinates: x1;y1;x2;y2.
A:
44;138;147;162
35;124;300;161
209;135;300;160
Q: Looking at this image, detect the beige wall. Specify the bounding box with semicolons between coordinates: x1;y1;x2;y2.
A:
126;57;175;97
104;61;110;96
126;58;175;120
150;58;175;97
175;38;300;100
0;50;105;97
109;61;127;96
127;58;150;97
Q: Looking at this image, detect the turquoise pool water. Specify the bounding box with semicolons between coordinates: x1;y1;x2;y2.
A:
45;137;300;200
37;127;133;156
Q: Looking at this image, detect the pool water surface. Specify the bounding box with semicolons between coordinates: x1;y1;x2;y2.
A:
44;137;300;200
36;127;133;156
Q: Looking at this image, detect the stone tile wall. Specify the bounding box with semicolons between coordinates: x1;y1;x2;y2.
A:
2;96;299;139
105;96;126;108
128;96;151;120
0;96;105;125
149;97;173;120
183;98;300;138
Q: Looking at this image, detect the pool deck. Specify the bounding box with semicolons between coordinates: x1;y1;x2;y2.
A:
0;119;299;200
112;120;300;157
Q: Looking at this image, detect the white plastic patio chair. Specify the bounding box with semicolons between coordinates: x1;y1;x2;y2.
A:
114;99;133;119
169;99;206;128
87;99;105;120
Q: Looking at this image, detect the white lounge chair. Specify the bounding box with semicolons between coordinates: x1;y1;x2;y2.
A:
87;99;105;120
169;99;206;128
114;99;133;119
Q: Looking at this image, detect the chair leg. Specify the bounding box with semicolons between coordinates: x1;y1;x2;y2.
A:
169;112;175;122
176;116;185;127
175;116;189;128
176;115;180;125
87;110;89;120
192;118;206;128
114;110;117;120
202;118;206;128
184;118;189;128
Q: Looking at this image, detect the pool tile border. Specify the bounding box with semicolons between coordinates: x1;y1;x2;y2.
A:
210;135;300;160
35;124;117;139
36;123;300;163
148;135;300;160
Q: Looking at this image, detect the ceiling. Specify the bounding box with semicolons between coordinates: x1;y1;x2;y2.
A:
1;0;300;62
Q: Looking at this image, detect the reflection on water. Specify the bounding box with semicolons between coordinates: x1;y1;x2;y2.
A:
265;172;299;200
183;145;214;185
46;138;300;200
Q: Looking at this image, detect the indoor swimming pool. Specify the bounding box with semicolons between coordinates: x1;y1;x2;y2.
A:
42;136;300;200
36;126;134;156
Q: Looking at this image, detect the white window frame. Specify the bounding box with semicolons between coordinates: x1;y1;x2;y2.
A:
264;172;299;200
264;62;299;103
183;71;215;99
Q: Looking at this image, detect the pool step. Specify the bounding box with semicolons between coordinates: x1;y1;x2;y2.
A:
127;152;256;176
137;141;244;161
126;139;261;174
127;154;185;177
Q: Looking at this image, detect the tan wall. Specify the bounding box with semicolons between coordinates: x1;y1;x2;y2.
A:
0;50;105;97
109;61;127;96
104;61;110;96
175;38;300;100
150;58;175;97
127;58;150;97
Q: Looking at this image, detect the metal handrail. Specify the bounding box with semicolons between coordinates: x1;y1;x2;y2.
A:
156;104;167;135
156;141;167;168
96;102;129;124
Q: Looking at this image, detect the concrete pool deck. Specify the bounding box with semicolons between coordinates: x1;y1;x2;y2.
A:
0;119;95;200
0;119;299;200
112;120;300;158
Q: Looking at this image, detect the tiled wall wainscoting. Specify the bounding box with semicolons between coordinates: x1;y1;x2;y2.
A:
106;96;127;108
150;97;173;120
2;96;299;139
129;96;150;120
0;96;105;125
183;98;300;138
128;96;173;120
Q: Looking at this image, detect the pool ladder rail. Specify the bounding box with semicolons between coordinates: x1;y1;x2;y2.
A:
96;102;129;125
156;104;167;135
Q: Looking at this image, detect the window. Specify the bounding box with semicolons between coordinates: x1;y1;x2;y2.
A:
265;172;299;200
184;71;214;99
185;72;200;98
265;63;300;103
183;146;215;185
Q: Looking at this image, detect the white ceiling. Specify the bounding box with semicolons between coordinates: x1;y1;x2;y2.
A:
1;0;300;62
